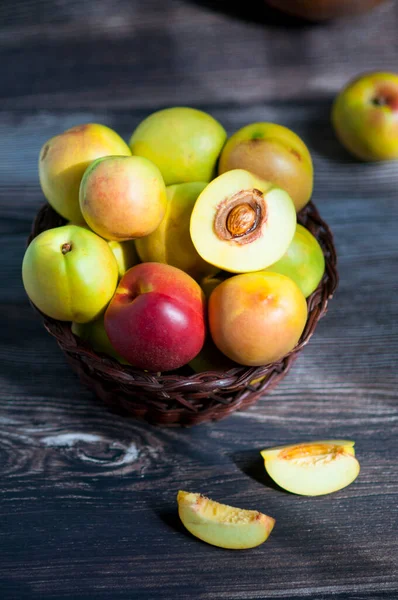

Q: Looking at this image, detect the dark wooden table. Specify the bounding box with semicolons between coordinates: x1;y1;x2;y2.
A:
1;1;398;598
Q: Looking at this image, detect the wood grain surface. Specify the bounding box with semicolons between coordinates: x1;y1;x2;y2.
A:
1;1;398;599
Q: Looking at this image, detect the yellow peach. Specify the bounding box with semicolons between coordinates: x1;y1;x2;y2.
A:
39;123;131;222
129;107;226;185
135;182;216;281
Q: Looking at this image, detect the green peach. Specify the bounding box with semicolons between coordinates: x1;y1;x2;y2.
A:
22;225;118;322
129;107;226;185
200;272;230;300
39;123;131;222
108;240;140;278
189;337;237;373
332;72;398;161
67;220;140;278
218;122;313;212
265;224;325;298
71;318;129;364
135;182;216;281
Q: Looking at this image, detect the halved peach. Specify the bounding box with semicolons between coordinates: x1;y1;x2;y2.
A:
190;169;296;273
260;440;360;496
177;491;275;550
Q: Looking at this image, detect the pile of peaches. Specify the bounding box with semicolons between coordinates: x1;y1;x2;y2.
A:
22;106;326;373
25;70;398;374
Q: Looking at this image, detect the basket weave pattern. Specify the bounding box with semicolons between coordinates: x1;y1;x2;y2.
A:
28;202;338;426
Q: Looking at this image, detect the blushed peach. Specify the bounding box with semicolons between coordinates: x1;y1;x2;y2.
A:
208;271;307;366
79;155;167;241
332;72;398;161
218;123;313;212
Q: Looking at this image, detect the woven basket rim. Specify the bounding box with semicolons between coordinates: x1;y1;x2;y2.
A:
27;202;338;388
26;200;338;424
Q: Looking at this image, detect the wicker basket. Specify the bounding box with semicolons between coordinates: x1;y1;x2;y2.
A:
27;202;338;426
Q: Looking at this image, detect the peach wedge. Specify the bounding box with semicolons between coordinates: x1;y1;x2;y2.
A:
177;491;275;550
260;440;360;496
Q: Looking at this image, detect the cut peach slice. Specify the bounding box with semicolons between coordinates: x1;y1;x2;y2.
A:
177;491;275;550
190;169;296;273
260;440;360;496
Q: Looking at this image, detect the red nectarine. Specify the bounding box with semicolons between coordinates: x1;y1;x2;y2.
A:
104;263;206;371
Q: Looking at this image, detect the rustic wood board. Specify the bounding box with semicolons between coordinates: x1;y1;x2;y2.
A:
1;1;397;598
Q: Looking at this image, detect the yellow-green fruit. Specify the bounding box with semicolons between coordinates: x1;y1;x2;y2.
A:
79;155;167;241
177;491;275;550
332;72;398;161
108;240;140;278
129;107;227;185
22;225;118;323
67;220;140;278
189;336;237;373
261;440;360;496
39;123;131;222
218;122;313;212
265;224;325;298
190;169;296;273
71;318;129;364
135;182;217;281
200;272;230;299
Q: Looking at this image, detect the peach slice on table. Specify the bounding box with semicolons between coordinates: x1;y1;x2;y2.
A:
260;440;360;496
177;491;275;550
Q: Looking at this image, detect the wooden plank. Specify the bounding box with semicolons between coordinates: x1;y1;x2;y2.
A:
1;104;398;597
1;1;398;598
0;1;397;109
